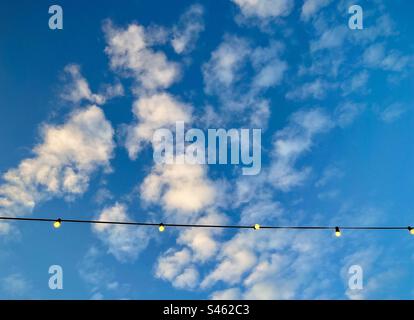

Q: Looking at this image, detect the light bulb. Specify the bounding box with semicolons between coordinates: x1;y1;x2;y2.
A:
409;227;414;235
53;219;62;229
159;224;165;232
335;226;341;237
254;224;260;230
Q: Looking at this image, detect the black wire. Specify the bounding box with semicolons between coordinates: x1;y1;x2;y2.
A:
0;216;411;231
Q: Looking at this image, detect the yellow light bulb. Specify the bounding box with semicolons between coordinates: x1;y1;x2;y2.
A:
254;224;260;230
53;219;62;229
159;224;165;232
335;227;341;237
409;227;414;235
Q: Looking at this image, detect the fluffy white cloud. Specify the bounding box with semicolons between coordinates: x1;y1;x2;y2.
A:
125;93;192;159
152;109;335;294
202;247;257;287
104;22;180;92
155;248;196;289
93;203;150;262
269;108;333;190
0;105;115;224
141;163;216;214
204;228;338;299
154;211;228;289
232;0;294;19
177;212;228;261
173;267;199;289
171;4;204;54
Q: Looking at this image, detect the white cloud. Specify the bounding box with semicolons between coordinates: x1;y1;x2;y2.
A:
154;211;228;290
315;165;344;187
61;65;123;105
310;26;348;52
125;93;192;159
79;246;113;290
104;22;180;92
1;273;31;297
334;102;366;127
0;106;115;225
177;211;228;261
173;267;199;289
202;227;339;299
101;81;125;101
171;4;204;54
203;36;251;94
232;0;294;19
78;246;132;298
211;288;241;300
269;108;333;190
286;79;335;100
341;71;369;96
202;247;257;287
204;37;286;96
301;0;331;21
250;42;287;91
93;203;150;262
141;163;216;214
363;43;412;72
239;194;283;224
203;37;287;127
378;103;407;123
351;13;396;44
61;64;105;105
155;248;197;289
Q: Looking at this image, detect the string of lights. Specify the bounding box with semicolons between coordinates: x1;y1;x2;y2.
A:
0;216;413;237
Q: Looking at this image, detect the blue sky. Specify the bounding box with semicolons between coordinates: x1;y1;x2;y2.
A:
0;0;414;299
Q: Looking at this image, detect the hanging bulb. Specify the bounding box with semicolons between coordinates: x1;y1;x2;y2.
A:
335;226;341;237
53;218;62;229
409;226;414;235
254;224;261;230
159;223;165;232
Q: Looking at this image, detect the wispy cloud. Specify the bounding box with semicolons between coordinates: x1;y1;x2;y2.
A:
171;4;205;54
